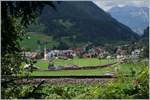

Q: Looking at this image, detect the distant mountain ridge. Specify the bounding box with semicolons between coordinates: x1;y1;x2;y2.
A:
28;1;139;45
108;6;149;36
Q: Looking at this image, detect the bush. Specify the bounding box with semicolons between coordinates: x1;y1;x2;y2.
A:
2;63;149;99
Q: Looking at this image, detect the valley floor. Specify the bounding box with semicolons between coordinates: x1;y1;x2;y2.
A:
25;58;146;76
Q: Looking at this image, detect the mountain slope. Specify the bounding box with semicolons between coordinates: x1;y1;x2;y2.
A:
20;33;57;51
136;27;149;58
29;1;139;45
142;27;149;38
108;6;149;36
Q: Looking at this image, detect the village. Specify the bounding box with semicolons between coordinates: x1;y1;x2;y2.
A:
23;44;143;70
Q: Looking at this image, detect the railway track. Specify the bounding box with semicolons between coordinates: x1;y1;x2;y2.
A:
2;75;117;84
2;74;133;85
2;75;117;79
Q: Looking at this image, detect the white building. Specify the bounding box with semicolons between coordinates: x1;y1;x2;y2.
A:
131;49;141;59
47;50;75;59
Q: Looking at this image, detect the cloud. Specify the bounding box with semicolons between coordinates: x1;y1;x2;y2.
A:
93;0;149;11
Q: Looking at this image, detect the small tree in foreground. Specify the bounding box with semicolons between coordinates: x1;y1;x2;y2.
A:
2;1;56;75
1;1;57;99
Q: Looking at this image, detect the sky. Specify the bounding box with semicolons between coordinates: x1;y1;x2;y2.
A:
93;0;149;11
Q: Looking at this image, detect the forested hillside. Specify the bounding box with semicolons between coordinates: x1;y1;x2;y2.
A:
27;1;139;47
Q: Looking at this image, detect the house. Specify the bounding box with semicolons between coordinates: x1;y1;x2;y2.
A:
116;55;124;63
73;48;85;56
85;47;109;58
47;50;60;59
131;49;141;59
23;52;39;59
47;49;75;60
98;51;109;59
116;47;127;55
116;54;129;63
83;53;92;58
106;56;111;59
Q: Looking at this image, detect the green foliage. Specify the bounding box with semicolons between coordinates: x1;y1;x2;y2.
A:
34;84;91;99
56;41;69;50
53;19;74;30
2;53;23;75
2;16;25;75
136;27;149;58
134;66;149;98
2;66;149;99
2;85;32;99
4;70;149;99
1;1;56;75
20;32;88;51
1;1;56;99
27;21;46;33
20;32;57;51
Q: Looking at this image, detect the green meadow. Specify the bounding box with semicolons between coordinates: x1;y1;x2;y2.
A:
35;58;115;69
20;32;58;51
28;58;146;76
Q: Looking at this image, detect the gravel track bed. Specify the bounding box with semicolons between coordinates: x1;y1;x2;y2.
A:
16;77;116;85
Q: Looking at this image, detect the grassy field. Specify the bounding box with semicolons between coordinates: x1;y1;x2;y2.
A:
31;67;114;76
20;32;86;51
27;58;114;76
20;32;58;51
35;58;115;70
29;58;147;76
